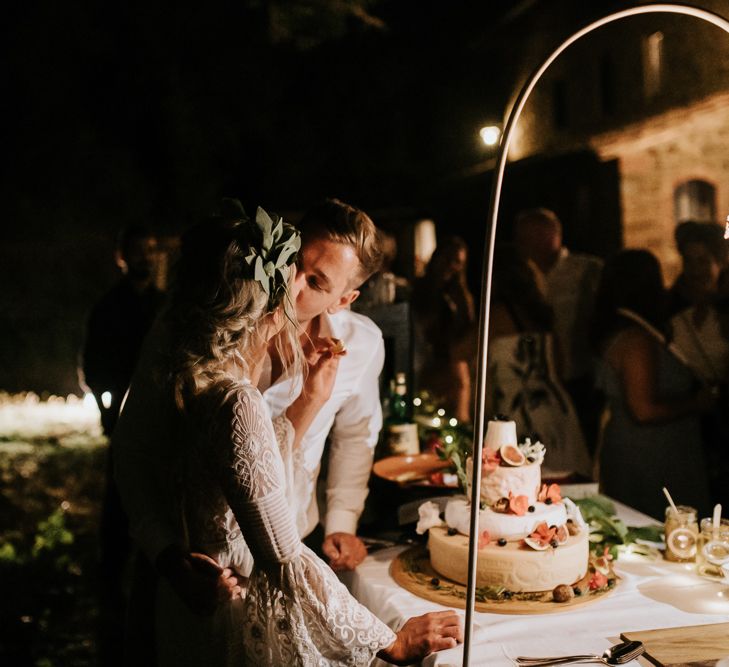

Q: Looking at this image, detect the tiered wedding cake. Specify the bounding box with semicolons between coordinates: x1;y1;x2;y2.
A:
421;419;589;593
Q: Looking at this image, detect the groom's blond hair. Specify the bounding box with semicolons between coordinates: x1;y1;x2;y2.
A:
298;198;383;289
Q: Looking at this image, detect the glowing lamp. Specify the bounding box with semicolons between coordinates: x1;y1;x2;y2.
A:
101;391;112;409
479;125;501;146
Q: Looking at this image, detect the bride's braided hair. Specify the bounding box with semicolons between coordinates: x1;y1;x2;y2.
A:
167;200;302;410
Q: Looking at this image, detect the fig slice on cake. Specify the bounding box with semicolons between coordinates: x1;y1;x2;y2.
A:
499;444;525;466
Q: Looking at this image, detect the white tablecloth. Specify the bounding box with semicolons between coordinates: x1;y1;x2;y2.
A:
343;500;729;666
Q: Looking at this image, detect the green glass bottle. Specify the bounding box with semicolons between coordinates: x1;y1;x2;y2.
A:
385;372;420;456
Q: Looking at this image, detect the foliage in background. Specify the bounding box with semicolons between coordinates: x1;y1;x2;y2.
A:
0;434;105;666
413;390;472;489
573;495;663;560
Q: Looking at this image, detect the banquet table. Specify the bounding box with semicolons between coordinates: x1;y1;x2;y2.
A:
343;499;729;667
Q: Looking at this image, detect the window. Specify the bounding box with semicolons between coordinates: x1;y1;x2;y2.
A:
642;31;664;100
674;180;716;224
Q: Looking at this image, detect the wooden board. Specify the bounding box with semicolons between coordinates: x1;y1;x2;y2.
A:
372;453;455;487
621;622;729;666
390;545;617;615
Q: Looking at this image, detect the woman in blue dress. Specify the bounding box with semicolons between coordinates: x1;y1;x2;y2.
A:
592;250;713;520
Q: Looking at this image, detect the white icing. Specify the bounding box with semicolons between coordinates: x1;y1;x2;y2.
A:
444;496;567;541
466;458;542;505
415;501;443;535
563;497;588;531
484;420;517;451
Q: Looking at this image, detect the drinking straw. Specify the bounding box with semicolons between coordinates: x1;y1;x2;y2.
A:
712;503;722;540
663;487;679;517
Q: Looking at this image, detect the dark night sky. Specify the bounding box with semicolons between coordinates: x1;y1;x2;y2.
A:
1;0;622;394
2;0;528;238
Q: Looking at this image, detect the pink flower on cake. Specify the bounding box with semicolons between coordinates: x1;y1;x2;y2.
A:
594;546;613;575
588;571;608;590
478;530;491;549
508;492;529;516
538;483;562;504
525;522;557;549
482;447;501;472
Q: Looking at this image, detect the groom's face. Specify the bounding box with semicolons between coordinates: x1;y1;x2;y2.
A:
294;236;361;326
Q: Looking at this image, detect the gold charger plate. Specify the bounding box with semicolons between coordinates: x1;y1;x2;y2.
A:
372;453;455;487
390;545;619;615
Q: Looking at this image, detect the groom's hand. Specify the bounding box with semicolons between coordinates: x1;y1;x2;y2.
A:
157;546;243;615
322;532;367;571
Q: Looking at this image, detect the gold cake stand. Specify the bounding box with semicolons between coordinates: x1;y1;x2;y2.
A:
390;545;618;615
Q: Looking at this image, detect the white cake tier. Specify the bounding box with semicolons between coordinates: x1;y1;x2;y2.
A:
484;419;517;451
444;496;567;541
466;458;541;506
428;524;589;592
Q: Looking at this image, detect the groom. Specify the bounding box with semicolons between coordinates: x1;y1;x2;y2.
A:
264;197;385;571
117;197;387;614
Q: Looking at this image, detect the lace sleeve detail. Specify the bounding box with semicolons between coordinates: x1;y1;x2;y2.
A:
213;384;396;666
271;414;309;536
214;386;301;565
272;414;294;455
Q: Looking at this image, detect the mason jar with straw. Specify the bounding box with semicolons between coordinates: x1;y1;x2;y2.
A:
697;502;729;579
663;487;698;563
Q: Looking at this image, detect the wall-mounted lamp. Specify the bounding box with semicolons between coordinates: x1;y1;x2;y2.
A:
478;125;501;147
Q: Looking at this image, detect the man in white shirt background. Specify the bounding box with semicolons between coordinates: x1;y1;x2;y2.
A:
514;208;603;454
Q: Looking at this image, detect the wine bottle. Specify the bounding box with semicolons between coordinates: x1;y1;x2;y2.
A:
385;372;420;456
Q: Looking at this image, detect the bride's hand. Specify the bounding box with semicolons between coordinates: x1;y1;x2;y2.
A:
303;337;346;404
378;610;463;665
157;546;244;615
286;337;345;448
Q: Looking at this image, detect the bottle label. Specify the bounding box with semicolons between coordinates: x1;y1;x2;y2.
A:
387;423;420;456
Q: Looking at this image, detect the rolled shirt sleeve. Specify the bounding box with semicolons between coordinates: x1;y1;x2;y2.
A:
324;336;384;536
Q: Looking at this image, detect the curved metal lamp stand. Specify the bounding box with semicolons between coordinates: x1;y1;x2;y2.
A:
465;5;729;665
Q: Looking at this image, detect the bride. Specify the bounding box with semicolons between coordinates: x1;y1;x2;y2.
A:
115;203;461;666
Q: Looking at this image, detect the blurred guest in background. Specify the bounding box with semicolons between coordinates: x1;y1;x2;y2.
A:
487;245;590;476
412;235;475;422
592;249;713;520
81;224;164;666
514;208;603;453
355;229;409;308
668;220;728;316
668;221;729;508
82;226;164;434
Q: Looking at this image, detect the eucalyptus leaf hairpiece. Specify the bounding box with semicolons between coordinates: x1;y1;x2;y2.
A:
220;198;301;312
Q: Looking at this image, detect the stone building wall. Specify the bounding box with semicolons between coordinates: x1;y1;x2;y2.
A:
507;0;729;281
589;90;729;282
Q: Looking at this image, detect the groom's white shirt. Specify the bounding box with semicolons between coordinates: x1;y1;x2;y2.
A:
260;308;384;538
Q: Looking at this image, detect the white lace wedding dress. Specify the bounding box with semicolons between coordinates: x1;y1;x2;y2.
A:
155;380;396;667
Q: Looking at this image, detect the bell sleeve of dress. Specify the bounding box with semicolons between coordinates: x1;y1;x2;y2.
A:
270;414;309;536
214;386;396;667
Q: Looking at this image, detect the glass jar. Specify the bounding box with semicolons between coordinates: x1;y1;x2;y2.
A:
664;505;698;562
697;517;729;579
